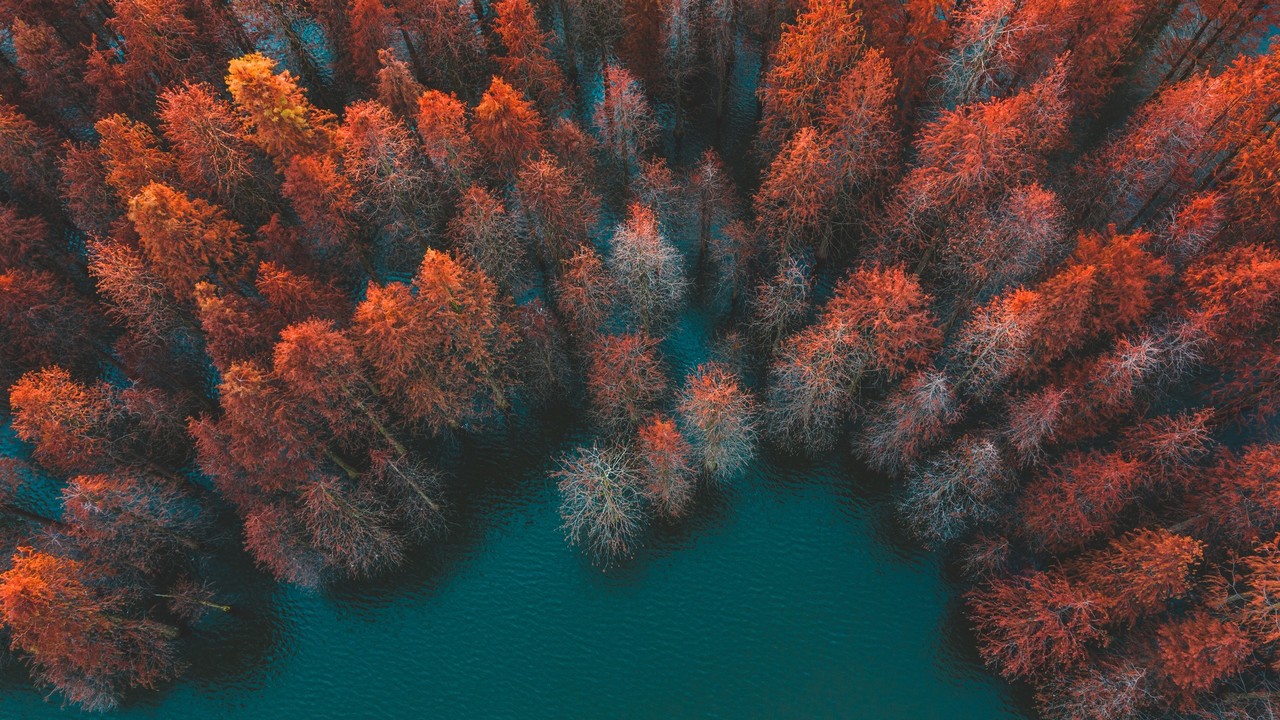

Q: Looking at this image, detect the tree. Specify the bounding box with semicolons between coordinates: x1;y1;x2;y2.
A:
749;255;811;351
158;82;268;214
94;113;180;203
0;205;53;272
586;333;667;431
658;0;697;140
447;185;527;291
1083;49;1280;229
193;282;275;372
954;228;1170;395
226;53;335;163
58;140;120;236
858;369;960;476
514;154;599;268
943;183;1068;303
0;548;180;712
352;250;518;433
938;0;1154;110
1019;450;1143;552
102;0;209;99
968;569;1107;680
1195;444;1280;547
493;0;569;114
556;442;646;563
594;64;658;173
608;203;687;330
753;127;839;257
376;50;427;121
1078;529;1203;626
818;48;899;196
1186;245;1280;361
0;270;102;384
554;244;617;342
677;363;757;482
636;416;695;518
511;299;574;407
1155;191;1224;267
417;89;479;194
559;0;624;70
10;368;126;475
10;19;89;126
256;262;349;330
1154;612;1253;706
1036;662;1152;720
883;62;1069;265
392;0;487;94
59;473;205;576
127;182;248;299
281;154;360;258
1119;410;1215;492
272;319;404;453
633;157;683;230
688;150;739;272
756;0;865;152
472;76;545;177
348;0;397;83
900;433;1012;547
1002;385;1072;467
765;265;939;452
337;100;432;239
0;101;58;202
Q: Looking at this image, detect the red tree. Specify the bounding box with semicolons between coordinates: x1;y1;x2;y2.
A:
1077;529;1204;626
126;183;248;299
158;82;266;213
352;250;518;433
677;363;757;482
416;89;479;193
594;64;658;173
472;76;545;177
554;244;617;343
586;333;667;431
1019;450;1143;552
756;0;865;151
0;548;180;712
447;185;527;291
514;154;599;268
636;415;695;518
493;0;569;114
754;127;839;257
969;569;1107;680
1154;612;1254;707
765;265;939;451
858;369;960;476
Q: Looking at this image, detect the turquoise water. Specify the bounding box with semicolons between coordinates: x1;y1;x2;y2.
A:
0;424;1028;719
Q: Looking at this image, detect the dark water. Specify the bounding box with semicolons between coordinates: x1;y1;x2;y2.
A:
0;422;1028;719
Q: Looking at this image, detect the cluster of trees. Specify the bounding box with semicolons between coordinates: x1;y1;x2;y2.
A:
0;0;1278;715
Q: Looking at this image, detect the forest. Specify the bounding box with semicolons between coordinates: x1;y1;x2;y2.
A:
0;0;1276;716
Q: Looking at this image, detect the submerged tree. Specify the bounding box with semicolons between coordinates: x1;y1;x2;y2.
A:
556;442;647;563
677;363;757;482
0;548;180;712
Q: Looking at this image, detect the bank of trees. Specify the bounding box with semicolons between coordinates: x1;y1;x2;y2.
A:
0;0;1279;715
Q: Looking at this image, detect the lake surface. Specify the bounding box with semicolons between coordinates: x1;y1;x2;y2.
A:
0;419;1029;719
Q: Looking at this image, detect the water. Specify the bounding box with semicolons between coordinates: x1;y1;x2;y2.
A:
0;420;1029;719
